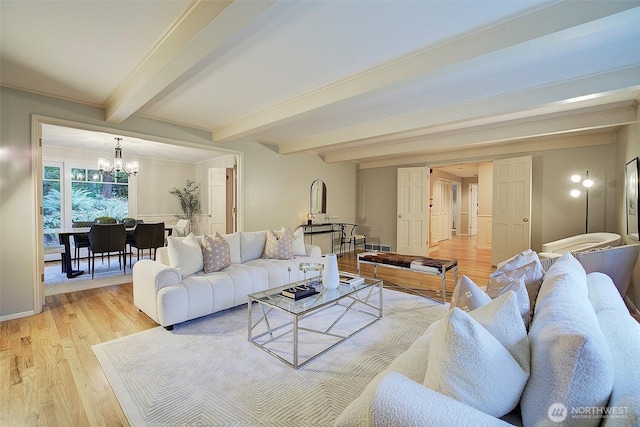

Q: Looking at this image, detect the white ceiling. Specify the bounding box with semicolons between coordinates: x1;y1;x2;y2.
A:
2;0;639;168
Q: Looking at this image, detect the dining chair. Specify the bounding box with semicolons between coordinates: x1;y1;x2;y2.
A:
87;223;127;279
94;216;117;224
130;222;165;267
72;220;94;269
340;224;366;255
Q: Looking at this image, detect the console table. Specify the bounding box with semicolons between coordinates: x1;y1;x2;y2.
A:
356;252;457;304
300;223;358;255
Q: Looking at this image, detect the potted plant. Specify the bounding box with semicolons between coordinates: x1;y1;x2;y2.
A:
170;179;201;234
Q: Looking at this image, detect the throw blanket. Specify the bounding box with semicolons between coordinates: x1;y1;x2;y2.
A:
360;252;450;273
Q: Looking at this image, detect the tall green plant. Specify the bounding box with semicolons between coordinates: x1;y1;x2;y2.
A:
170;180;201;224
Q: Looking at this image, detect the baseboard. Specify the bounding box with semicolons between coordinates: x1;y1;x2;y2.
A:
0;310;35;322
624;295;640;317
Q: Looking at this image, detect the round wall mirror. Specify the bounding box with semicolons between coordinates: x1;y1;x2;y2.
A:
310;179;327;214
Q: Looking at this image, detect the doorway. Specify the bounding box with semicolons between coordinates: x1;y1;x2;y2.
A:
33;115;244;304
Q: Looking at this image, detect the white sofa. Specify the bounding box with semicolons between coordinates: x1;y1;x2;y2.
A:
538;232;621;258
133;230;323;329
336;252;640;427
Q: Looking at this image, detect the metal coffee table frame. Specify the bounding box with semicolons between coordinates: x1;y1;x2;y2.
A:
248;277;383;369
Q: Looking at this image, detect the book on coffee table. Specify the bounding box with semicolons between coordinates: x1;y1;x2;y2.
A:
339;273;365;286
281;285;318;300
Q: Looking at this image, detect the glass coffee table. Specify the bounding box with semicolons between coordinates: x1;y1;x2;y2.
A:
248;275;383;369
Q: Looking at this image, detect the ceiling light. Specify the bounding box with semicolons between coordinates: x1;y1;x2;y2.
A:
98;137;139;177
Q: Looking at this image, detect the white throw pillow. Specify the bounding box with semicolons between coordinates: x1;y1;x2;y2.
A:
469;291;529;371
200;232;231;273
290;227;307;256
263;229;294;260
521;253;613;427
222;232;241;264
240;231;267;263
423;308;529;418
167;233;204;278
450;275;491;312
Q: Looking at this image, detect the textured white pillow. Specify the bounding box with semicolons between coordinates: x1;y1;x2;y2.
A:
263;229;294;259
450;275;491;312
521;253;613;427
200;232;231;273
240;231;267;262
222;232;241;264
423;308;529;417
167;233;204;278
291;227;307;256
469;291;530;371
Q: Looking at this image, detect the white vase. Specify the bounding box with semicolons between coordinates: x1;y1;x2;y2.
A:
323;253;340;289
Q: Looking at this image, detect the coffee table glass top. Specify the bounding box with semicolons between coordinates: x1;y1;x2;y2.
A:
249;277;381;315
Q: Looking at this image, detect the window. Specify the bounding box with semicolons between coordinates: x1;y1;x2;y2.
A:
70;167;130;221
42;159;135;234
43;162;63;246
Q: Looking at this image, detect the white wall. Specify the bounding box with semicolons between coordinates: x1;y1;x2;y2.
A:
616;120;640;307
0;87;356;320
357;135;619;257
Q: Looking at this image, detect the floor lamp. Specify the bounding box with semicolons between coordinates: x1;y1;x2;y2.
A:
570;171;594;234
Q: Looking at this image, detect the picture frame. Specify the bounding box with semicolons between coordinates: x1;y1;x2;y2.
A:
625;157;639;240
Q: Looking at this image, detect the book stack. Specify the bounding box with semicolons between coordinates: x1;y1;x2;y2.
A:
281;285;318;300
339;273;365;286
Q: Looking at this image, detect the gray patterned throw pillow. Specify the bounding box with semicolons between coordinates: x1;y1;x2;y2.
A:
201;232;231;273
263;228;294;260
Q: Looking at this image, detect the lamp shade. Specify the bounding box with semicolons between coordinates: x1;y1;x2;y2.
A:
323;253;340;289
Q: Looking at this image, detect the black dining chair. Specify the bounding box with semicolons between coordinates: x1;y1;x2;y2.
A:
130;222;165;267
72;220;94;269
95;216;117;224
88;223;127;279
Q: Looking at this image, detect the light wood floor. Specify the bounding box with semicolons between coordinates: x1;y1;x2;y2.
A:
0;236;492;426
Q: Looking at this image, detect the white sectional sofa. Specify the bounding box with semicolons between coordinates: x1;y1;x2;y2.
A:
538;232;621;258
335;252;640;427
133;229;323;329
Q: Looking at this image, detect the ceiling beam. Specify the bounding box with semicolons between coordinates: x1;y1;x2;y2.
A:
357;132;618;170
280;66;640;154
212;0;639;143
105;0;274;124
324;105;636;164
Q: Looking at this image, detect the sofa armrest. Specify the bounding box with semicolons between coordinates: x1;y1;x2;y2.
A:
305;244;321;258
133;259;182;323
371;373;510;427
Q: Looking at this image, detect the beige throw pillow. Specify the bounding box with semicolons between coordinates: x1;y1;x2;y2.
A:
450;275;491;312
263;228;294;260
201;232;231;273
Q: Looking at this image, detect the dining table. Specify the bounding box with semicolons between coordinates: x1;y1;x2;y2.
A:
45;224;174;279
44;227;130;279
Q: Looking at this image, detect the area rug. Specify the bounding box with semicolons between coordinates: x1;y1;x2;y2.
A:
93;289;448;426
45;258;134;295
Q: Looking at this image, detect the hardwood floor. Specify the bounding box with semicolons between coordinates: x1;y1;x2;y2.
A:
0;236;491;426
338;235;495;302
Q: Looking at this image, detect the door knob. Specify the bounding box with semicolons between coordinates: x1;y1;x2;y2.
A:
523;218;529;222
398;215;402;218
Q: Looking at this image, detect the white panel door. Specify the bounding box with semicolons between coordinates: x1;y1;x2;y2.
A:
492;156;532;265
207;168;226;235
397;167;429;256
469;183;478;236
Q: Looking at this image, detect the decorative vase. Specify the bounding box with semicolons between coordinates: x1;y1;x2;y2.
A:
323;253;340;289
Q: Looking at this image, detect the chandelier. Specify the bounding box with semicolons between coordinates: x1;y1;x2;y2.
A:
98;137;139;177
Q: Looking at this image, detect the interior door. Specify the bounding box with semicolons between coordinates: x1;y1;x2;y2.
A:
469;183;478;236
207;167;227;235
492;156;532;265
397;167;429;256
